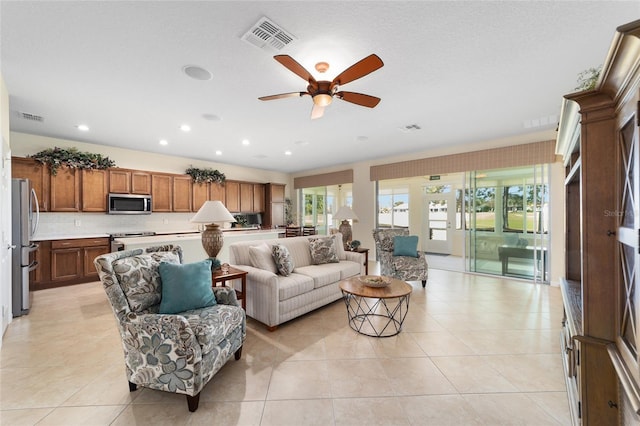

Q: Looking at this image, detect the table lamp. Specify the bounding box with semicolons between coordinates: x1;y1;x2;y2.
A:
333;206;359;249
191;201;236;265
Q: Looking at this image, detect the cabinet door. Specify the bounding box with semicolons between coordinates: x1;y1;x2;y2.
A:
210;182;225;202
173;176;192;212
12;157;50;211
253;183;265;212
84;245;109;280
50;167;80;211
192;182;209;212
81;169;108;212
270;183;285;203
240;183;253;212
51;248;83;281
109;169;131;193
132;171;151;194
225;181;240;212
151;174;172;211
271;202;285;227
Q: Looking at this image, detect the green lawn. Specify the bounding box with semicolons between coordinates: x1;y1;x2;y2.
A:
473;212;526;230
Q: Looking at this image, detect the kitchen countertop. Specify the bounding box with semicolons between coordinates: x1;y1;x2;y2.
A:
32;227;269;242
112;229;278;244
32;233;110;242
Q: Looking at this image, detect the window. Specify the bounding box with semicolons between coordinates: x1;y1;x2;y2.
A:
377;187;409;228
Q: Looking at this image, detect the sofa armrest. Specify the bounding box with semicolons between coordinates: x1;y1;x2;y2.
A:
345;251;366;274
234;265;281;327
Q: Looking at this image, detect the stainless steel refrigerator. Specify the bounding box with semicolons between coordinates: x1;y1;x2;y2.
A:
11;178;39;317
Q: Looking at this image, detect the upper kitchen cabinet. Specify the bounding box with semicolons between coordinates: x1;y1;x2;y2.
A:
81;169;108;212
240;183;254;212
253;183;265;212
225;181;240;213
109;169;151;195
192;182;209;212
151;173;172;212
173;175;192;212
210;182;225;203
50;166;80;212
11;157;50;211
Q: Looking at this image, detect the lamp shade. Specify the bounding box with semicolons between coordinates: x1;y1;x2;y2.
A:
190;200;236;224
333;206;359;221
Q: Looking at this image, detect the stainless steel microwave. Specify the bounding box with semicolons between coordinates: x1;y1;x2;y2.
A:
108;193;152;214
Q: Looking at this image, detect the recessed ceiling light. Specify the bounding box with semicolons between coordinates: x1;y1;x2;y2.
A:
180;124;191;132
183;65;213;81
284;150;292;156
159;139;168;146
215;150;222;156
242;139;250;146
76;124;89;131
202;113;221;121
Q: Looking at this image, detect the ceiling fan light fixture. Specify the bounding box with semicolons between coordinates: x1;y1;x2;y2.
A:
313;94;333;106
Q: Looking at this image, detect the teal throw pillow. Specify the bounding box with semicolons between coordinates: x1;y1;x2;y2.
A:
393;235;419;258
158;259;216;314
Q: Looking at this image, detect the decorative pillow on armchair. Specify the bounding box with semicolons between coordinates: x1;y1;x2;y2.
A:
309;236;339;265
158;259;217;314
272;244;294;276
393;235;419;258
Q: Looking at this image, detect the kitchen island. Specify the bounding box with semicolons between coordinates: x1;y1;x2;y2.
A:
113;229;281;263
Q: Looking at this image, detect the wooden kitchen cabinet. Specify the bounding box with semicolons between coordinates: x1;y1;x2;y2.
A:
81;169;108;212
109;169;151;195
173;175;192;212
151;174;172;212
253;183;265;212
225;181;240;212
240;183;254;212
192;182;209;212
50;166;80;212
210;182;225;202
11;157;50;211
37;237;110;289
264;183;286;228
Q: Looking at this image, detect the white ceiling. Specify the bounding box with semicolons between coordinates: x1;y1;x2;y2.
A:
1;1;638;174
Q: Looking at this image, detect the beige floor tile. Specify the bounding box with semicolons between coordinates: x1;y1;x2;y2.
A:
185;401;265;426
369;332;427;358
274;333;327;361
61;363;138;406
525;392;572;425
463;393;563;425
327;358;395;398
199;359;272;402
431;356;519;393
261;399;334;426
485;354;566;392
266;360;331;400
36;405;126;426
0;408;53;425
323;328;378;359
380;357;457;396
111;403;189;426
333;397;410;426
399;394;483;425
410;331;476;356
452;329;560;355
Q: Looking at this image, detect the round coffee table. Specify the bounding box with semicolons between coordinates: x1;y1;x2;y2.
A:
339;276;412;337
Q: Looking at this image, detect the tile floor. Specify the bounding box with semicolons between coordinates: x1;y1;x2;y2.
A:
0;267;570;425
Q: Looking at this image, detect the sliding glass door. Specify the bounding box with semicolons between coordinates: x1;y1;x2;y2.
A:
466;165;550;282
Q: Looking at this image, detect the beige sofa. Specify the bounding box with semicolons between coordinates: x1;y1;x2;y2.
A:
228;234;365;330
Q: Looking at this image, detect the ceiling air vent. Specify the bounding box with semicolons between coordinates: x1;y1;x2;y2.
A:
18;111;44;122
398;124;421;133
241;17;296;52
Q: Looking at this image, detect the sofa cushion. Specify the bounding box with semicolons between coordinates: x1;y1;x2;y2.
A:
393;235;419;257
277;273;315;300
181;304;244;354
158;259;217;314
112;251;181;313
294;264;342;289
272;244;294;276
309;236;339;265
334;232;347;260
249;243;277;273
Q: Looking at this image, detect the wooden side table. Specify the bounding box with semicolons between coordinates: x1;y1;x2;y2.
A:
212;266;248;310
351;247;369;275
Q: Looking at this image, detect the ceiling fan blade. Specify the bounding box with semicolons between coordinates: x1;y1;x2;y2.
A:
274;55;317;85
311;104;325;120
259;92;307;101
335;91;381;108
332;54;384;86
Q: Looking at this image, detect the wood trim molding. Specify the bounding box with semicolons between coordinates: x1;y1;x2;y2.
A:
293;169;353;189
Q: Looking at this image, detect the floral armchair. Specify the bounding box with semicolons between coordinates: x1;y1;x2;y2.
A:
372;228;428;288
94;245;246;412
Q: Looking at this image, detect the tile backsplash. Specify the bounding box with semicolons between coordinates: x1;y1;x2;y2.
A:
35;212;200;237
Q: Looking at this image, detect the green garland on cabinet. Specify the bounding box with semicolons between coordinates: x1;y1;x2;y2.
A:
29;147;116;175
185;166;226;184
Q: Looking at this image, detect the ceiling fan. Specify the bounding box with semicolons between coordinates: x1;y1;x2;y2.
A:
259;54;384;119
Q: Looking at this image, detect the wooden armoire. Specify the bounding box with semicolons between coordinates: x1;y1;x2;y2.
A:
556;19;640;425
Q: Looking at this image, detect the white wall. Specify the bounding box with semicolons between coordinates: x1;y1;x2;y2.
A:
1;75;12;342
